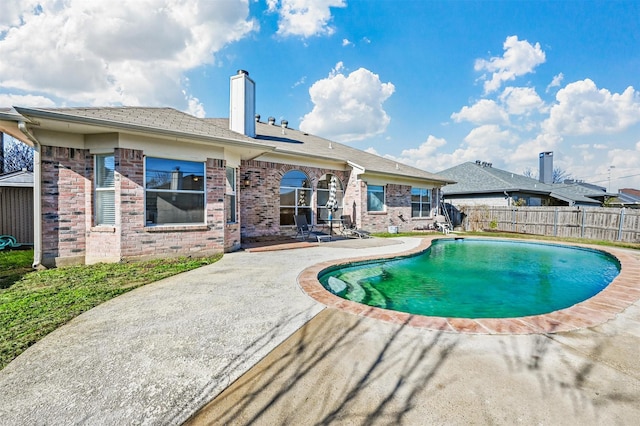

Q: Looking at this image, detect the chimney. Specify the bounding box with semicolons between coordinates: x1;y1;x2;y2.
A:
229;70;256;138
539;151;553;184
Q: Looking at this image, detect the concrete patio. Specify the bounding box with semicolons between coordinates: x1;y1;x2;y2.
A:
1;236;639;425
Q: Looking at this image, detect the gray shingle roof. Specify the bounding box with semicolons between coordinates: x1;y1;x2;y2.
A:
9;106;452;185
14;107;258;144
208;118;452;183
438;161;601;205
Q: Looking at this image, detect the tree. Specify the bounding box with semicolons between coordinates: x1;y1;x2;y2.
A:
1;133;34;173
521;167;572;183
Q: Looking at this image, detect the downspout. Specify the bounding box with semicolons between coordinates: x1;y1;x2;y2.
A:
18;121;43;269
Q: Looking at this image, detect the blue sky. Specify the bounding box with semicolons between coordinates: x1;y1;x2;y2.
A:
1;0;639;191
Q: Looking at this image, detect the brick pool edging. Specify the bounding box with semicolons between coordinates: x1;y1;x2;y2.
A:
297;236;640;335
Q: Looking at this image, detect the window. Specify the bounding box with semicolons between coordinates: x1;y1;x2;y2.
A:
411;188;431;217
145;157;205;225
316;174;343;223
367;185;385;212
280;170;312;225
95;154;115;225
226;167;237;223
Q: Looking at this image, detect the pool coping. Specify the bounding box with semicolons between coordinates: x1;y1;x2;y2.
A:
297;236;640;335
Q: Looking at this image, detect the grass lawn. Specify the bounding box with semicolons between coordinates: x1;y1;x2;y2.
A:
0;250;222;370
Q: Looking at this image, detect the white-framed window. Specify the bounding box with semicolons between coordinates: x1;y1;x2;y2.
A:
367;184;385;212
226;167;237;223
95;154;115;225
316;174;343;223
411;188;431;217
280;170;312;225
145;157;205;225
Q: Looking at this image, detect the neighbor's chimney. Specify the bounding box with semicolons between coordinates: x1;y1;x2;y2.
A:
539;151;553;184
229;70;256;138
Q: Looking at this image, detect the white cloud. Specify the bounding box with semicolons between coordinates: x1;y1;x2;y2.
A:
300;64;395;142
268;0;346;38
342;38;353;46
543;79;640;135
0;0;40;32
463;124;513;148
499;87;545;115
0;0;257;111
475;35;546;94
546;73;564;92
451;99;509;125
0;93;56;108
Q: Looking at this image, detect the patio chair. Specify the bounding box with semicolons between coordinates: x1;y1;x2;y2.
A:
340;215;371;239
293;215;331;242
434;215;451;234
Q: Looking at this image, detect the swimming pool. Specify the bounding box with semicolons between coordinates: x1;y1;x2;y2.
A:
318;239;621;319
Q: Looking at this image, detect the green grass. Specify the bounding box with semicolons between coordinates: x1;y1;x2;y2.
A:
0;249;34;290
0;252;222;370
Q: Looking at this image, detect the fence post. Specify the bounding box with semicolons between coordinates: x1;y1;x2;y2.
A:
512;207;516;232
581;208;586;238
554;207;558;237
618;207;625;241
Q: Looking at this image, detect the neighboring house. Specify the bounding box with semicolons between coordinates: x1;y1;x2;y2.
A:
608;188;640;208
0;169;34;244
437;160;604;210
0;71;453;267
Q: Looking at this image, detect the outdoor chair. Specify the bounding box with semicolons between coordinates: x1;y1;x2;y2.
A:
434;215;451;234
340;215;371;239
293;215;331;242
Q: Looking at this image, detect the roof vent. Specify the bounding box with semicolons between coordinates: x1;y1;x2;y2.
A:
268;116;276;125
255;114;260;122
281;119;288;128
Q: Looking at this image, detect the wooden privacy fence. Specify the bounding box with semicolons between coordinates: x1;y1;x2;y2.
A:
458;206;640;243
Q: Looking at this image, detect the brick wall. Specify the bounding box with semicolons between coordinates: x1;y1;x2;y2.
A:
42;147;230;266
360;183;432;233
239;160;350;240
116;152;228;260
41;146;90;266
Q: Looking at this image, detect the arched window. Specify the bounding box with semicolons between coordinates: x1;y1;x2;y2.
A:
316;174;343;223
280;170;312;225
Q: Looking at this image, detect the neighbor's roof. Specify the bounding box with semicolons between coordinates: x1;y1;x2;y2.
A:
6;106;452;185
0;170;34;187
437;161;601;205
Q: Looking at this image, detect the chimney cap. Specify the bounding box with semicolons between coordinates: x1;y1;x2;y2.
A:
237;69;249;76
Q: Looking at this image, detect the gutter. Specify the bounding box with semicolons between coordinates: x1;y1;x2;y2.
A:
17;121;43;269
14;106;270;151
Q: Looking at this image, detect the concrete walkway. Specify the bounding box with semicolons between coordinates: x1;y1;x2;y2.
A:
1;237;639;425
0;237;416;425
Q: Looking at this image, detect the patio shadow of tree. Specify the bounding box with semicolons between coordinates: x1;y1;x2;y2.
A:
184;308;640;425
183;308;458;425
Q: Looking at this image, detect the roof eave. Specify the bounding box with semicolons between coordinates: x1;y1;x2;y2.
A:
13;107;276;152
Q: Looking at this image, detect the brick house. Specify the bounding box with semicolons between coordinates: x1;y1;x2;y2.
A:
0;71;453;267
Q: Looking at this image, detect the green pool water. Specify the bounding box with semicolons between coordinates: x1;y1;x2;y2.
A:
319;239;620;318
